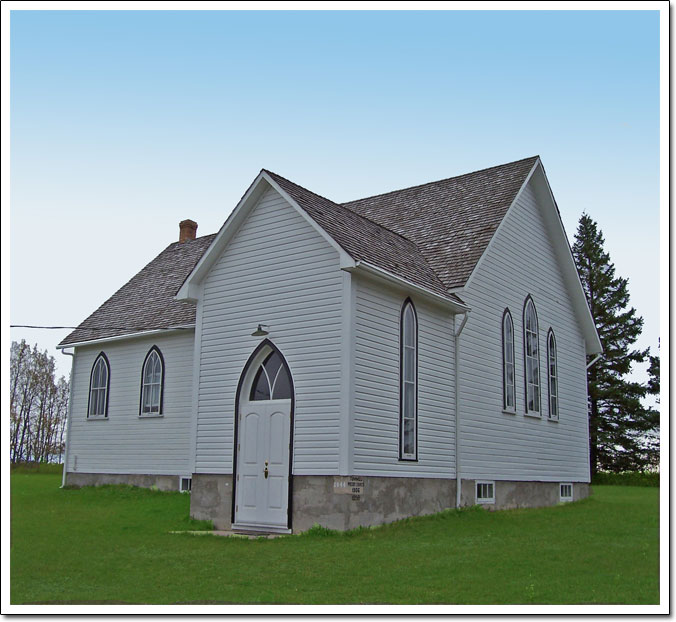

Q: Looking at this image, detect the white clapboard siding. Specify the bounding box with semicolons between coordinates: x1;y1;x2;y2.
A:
195;186;343;475
352;274;456;478
66;331;195;475
458;178;590;483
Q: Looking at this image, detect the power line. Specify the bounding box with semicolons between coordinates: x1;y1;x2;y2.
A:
10;325;193;331
11;325;82;330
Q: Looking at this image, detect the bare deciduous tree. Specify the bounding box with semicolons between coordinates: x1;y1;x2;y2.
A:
10;340;69;464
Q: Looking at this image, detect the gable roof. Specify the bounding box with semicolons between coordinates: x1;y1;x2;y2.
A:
59;234;216;346
60;156;598;350
262;170;462;303
342;156;539;290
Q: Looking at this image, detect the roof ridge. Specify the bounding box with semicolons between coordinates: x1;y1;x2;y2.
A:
263;168;454;296
341;155;540;205
262;168;423;249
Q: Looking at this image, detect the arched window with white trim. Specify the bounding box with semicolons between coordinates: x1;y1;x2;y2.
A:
523;297;541;415
502;309;516;412
547;330;558;419
140;347;164;416
400;299;418;460
88;353;110;418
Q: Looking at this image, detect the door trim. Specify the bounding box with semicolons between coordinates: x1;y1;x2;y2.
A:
231;339;295;531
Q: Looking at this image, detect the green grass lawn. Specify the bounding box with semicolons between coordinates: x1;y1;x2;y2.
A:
10;470;659;605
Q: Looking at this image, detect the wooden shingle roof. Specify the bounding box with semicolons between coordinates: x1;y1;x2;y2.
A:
59;157;538;346
264;170;460;302
342;156;539;290
59;234;216;346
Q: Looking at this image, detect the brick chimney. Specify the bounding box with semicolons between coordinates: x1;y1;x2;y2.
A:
179;219;198;243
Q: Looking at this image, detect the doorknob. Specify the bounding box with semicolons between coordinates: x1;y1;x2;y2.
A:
264;460;269;479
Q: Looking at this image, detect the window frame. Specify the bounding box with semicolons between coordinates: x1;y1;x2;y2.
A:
87;352;110;419
399;298;418;461
476;481;496;504
248;351;293;402
523;296;541;417
547;329;559;420
559;482;573;502
139;346;165;417
502;308;516;413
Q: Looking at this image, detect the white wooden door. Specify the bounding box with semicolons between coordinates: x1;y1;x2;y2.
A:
235;400;291;529
234;348;293;531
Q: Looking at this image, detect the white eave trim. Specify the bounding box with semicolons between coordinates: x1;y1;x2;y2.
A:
459;158;602;356
344;261;470;313
175;172;269;301
56;325;195;349
462;158;540;292
175;171;356;301
534;164;603;355
260;171;356;270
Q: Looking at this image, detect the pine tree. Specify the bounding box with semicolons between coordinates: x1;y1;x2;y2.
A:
647;350;660;399
572;214;655;474
641;349;661;469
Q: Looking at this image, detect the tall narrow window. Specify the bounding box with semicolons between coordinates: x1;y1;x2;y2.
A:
502;310;516;412
400;299;418;460
88;353;110;418
140;347;164;416
548;330;558;419
523;297;540;415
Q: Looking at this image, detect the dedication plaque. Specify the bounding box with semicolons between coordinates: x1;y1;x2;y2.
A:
333;476;364;500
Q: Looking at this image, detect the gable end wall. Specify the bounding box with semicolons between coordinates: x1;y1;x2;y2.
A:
458;179;590;482
195;187;344;475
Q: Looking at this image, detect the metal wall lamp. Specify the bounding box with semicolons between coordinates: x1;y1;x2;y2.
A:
251;324;269;337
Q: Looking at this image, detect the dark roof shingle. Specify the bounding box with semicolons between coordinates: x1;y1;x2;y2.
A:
264;170;457;302
342;156;539;290
59;234;216;346
60;157;538;346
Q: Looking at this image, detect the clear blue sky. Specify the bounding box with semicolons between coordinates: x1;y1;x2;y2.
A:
10;9;660;380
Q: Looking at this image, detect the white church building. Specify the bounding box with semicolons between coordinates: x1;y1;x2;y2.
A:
58;156;601;533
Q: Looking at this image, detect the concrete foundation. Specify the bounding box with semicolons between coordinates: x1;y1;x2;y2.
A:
460;479;591;510
189;474;590;532
189;474;456;533
67;471;591;532
64;471;180;492
189;473;233;530
291;475;457;532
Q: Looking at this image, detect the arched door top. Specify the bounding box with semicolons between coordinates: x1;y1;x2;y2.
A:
238;339;294;404
249;351;292;401
233;339;294;533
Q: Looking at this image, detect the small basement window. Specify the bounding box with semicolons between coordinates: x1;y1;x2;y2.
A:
476;481;495;504
560;483;573;502
180;477;192;493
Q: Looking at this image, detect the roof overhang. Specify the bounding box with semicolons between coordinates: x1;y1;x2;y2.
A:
533;165;603;354
175;170;470;314
175;171;356;302
344;261;470;314
462;158;602;355
56;325;195;350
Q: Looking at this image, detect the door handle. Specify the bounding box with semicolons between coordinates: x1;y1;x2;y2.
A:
264;460;269;479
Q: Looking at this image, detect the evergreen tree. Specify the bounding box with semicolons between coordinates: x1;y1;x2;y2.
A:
647;350;660;399
572;214;655;474
641;349;661;469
